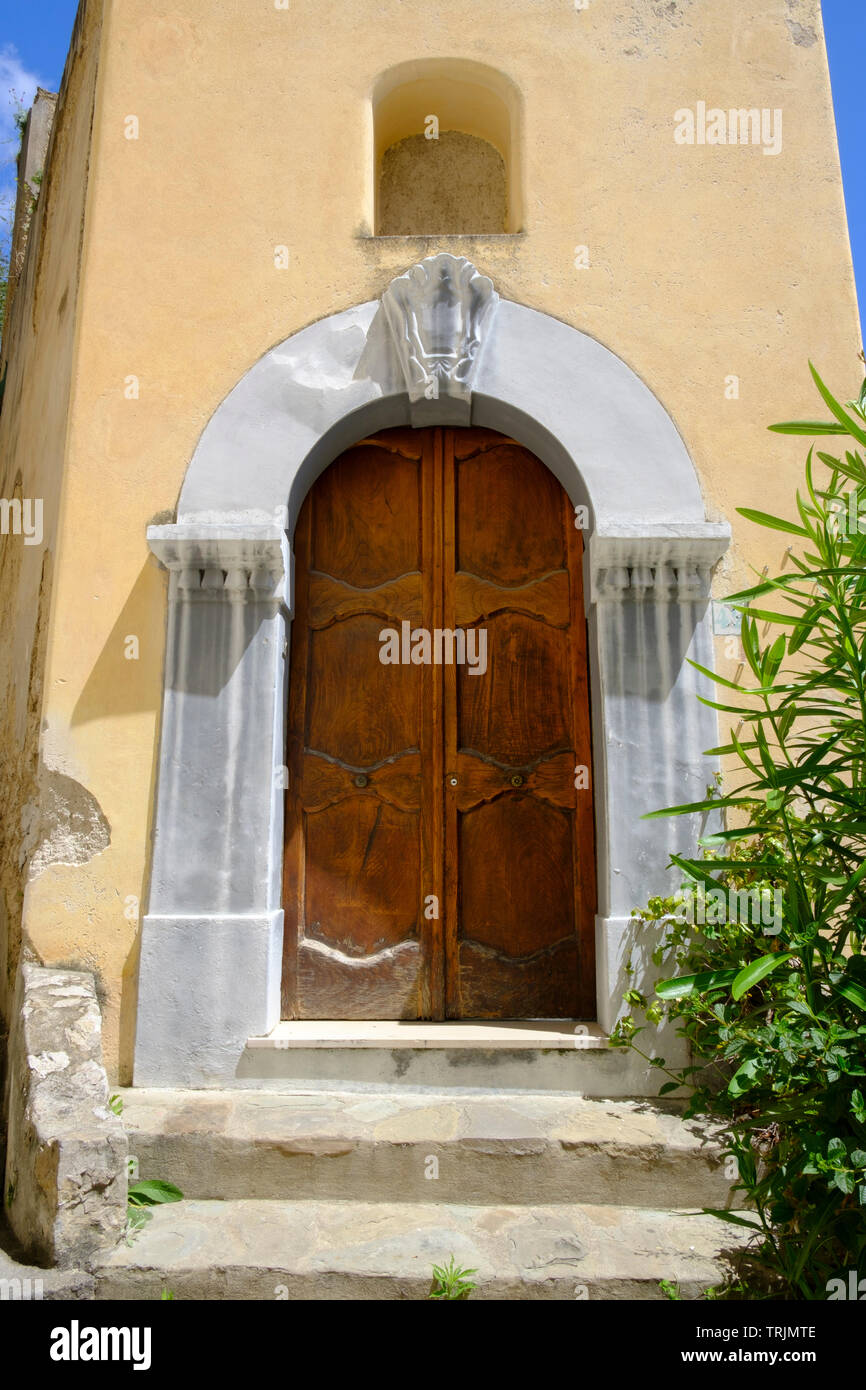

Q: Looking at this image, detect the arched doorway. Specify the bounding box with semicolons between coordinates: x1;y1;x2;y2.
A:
281;426;595;1020
134;254;729;1087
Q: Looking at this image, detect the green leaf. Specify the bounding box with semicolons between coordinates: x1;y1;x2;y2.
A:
127;1179;184;1207
836;979;866;1013
701;1209;762;1231
736;507;809;537
669;852;723;889
731;953;793;1001
728;1057;760;1097
815;452;866;485
656;969;739;1000
809;362;866;448
768;421;848;436
642;797;754;820
827;857;866;915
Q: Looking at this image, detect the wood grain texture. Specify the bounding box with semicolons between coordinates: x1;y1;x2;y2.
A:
300;751;422;813
307;615;418;767
454;749;576;812
304;797;421;954
457;613;572;765
457;937;581;1019
281;431;429;1018
454;568;569;627
460;795;574;955
296;939;421;1020
282;427;596;1021
454;437;566;585
446;432;594;1019
308;571;423;629
311;444;421;587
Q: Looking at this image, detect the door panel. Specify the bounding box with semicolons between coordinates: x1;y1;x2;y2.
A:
457;614;573;763
282;426;595;1020
282;430;438;1019
443;430;594;1019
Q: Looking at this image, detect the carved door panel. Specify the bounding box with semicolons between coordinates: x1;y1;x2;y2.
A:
281;427;595;1020
443;431;595;1018
281;430;440;1019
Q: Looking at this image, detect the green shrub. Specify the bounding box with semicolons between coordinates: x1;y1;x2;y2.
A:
613;364;866;1300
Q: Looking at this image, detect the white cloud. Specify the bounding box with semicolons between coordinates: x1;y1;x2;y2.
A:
0;43;48;232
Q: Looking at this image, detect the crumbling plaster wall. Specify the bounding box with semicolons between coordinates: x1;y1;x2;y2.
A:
0;1;106;1075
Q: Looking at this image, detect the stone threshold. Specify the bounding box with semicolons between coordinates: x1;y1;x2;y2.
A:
247;1020;611;1050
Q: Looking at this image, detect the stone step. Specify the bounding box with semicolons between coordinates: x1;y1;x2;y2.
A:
93;1197;747;1300
118;1088;734;1208
233;1021;679;1095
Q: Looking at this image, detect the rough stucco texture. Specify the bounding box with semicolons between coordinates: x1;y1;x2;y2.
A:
0;0;103;1042
379;131;507;234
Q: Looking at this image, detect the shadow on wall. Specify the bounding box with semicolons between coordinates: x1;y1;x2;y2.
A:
65;559;168;1081
71;560;168;725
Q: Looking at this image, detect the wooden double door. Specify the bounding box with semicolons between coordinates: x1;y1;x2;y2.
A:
281;427;595;1020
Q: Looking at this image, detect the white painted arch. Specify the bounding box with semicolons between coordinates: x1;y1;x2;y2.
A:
175;295;708;533
134;257;730;1089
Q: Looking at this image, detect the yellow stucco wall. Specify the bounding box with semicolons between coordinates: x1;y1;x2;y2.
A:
0;0;103;1030
11;0;861;1080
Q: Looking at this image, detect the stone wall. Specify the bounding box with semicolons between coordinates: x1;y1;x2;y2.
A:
3;964;126;1266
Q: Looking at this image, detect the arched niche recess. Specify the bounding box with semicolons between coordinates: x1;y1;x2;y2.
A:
372;59;523;233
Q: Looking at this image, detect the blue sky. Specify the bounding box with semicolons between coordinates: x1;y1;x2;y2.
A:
0;0;863;328
822;0;865;329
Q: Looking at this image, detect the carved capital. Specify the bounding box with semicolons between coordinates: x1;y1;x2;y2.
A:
588;523;730;604
147;524;292;608
382;253;498;423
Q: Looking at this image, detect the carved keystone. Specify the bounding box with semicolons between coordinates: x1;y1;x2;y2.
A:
382;253;498;424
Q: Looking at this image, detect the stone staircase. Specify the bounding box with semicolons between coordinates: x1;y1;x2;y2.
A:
92;1088;750;1300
